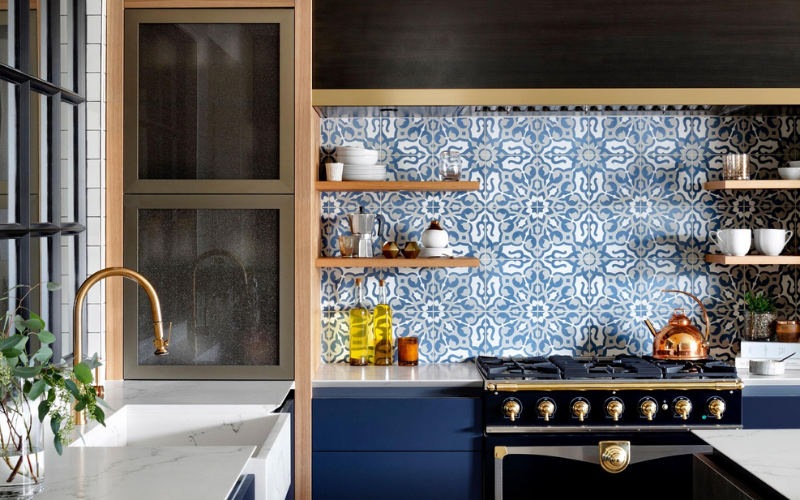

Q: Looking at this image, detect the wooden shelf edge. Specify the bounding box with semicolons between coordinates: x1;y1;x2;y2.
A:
704;180;800;191
705;254;800;265
316;181;480;192
316;256;480;268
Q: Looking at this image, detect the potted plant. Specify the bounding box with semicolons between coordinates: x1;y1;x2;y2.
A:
0;283;106;498
744;291;777;341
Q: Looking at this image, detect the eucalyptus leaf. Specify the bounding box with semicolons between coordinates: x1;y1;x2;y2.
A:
50;416;60;435
64;379;81;399
95;397;112;410
37;400;49;422
13;366;41;378
46;282;61;291
73;362;93;385
0;334;24;350
74;401;86;412
53;436;63;456
36;331;56;344
24;317;44;331
33;346;52;363
28;379;47;400
93;406;105;426
2;348;23;358
13;315;26;333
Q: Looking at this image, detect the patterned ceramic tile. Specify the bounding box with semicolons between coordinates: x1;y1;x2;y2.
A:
319;113;800;363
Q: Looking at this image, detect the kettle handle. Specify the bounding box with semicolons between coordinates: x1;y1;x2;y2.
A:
662;290;710;346
374;214;383;241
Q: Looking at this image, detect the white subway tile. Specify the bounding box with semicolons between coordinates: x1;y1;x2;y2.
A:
87;188;102;218
86;45;101;73
87;159;101;188
87;0;101;15
87;131;101;159
86;73;102;102
87;16;102;44
87;217;101;246
87;101;101;130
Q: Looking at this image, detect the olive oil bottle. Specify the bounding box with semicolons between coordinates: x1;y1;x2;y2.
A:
349;278;370;366
373;279;393;365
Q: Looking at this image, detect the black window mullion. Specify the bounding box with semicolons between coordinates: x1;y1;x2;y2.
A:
46;0;59;85
16;0;28;76
73;0;84;97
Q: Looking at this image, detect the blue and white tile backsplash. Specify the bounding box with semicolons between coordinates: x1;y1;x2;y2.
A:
320;115;800;363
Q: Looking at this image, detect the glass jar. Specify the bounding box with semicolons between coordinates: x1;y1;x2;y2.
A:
0;391;45;498
438;151;463;181
743;311;776;341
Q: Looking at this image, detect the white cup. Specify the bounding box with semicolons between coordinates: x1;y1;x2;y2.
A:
326;162;344;181
710;229;751;256
756;228;793;256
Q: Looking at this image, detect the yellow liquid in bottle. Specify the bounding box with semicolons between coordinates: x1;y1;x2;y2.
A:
373;303;393;365
349;307;369;366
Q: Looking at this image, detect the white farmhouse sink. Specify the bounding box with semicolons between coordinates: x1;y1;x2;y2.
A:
70;405;290;500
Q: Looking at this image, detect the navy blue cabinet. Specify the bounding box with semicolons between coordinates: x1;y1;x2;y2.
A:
313;391;483;500
744;395;800;429
227;475;255;500
314;452;482;500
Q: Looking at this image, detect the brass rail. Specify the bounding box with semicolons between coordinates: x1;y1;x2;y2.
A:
486;380;745;392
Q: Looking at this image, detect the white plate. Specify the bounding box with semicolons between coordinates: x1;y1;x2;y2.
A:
336;156;378;166
419;247;453;258
337;146;377;153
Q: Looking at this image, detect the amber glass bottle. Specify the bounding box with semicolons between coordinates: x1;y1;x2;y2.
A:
373;279;393;365
349;278;370;366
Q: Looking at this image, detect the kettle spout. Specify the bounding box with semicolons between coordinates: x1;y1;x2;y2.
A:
644;319;658;337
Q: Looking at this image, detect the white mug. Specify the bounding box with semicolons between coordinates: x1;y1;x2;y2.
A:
756;228;793;256
710;229;751;256
326;162;344;182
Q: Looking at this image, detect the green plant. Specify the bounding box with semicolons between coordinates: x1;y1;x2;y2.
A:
744;291;777;314
0;282;108;472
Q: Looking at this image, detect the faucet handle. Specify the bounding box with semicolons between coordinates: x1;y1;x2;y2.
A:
165;322;172;347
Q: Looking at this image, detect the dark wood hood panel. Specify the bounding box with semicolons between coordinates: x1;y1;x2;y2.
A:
313;0;800;90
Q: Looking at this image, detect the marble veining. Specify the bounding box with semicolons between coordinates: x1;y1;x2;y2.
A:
694;429;800;499
39;446;255;500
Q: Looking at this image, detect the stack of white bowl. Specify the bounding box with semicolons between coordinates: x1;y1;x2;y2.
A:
335;146;386;181
779;161;800;180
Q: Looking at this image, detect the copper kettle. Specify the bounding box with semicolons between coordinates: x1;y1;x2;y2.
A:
645;290;710;360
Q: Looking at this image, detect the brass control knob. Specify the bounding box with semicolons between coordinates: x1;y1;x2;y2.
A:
572;400;589;422
607;400;623;422
674;398;692;420
503;400;521;422
600;444;630;474
640;399;657;421
538;400;555;422
708;398;726;420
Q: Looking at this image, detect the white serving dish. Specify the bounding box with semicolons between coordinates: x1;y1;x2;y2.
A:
419;247;453;258
779;167;800;180
788;160;800;168
749;359;786;375
336;146;375;154
72;405;291;500
336;155;379;166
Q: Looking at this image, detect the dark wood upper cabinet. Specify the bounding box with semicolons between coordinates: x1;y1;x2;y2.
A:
313;0;800;90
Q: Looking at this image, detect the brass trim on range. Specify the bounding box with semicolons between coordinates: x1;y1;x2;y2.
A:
485;380;745;392
598;441;630;474
313;88;800;107
494;446;508;460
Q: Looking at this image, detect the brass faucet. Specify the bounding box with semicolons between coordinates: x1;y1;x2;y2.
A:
73;267;170;423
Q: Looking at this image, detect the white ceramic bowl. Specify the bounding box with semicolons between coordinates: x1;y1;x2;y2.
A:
788;161;800;168
421;228;449;249
779;167;800;180
749;359;785;375
336;154;379;166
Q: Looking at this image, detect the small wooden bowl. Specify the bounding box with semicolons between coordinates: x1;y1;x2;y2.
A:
775;320;800;343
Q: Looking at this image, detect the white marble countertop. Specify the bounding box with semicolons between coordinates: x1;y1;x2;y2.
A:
39;446;255;500
694;429;800;500
738;369;800;386
313;362;482;387
101;380;294;411
35;380;294;500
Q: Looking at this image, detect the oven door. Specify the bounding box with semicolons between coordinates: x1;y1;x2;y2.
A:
486;433;711;500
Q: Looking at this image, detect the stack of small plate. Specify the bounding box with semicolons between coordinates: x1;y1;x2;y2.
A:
336;146;386;181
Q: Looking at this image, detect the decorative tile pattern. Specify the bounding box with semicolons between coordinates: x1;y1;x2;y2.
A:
319;114;800;364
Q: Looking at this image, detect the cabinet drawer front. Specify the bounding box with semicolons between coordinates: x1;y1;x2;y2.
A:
313;398;482;451
313;452;482;500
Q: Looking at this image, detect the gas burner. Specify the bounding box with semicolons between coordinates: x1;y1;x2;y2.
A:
647;357;738;379
477;356;561;380
551;355;664;380
476;354;738;381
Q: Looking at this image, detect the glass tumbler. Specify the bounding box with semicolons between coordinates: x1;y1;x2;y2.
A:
438;150;463;181
398;336;419;366
723;153;750;180
338;235;355;257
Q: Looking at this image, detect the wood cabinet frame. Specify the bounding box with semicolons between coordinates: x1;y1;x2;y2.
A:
107;0;318;495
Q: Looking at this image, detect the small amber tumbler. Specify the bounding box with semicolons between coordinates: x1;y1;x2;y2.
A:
398;337;419;366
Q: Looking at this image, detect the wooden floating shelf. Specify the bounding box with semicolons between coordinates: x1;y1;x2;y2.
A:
705;254;800;265
704;180;800;191
316;256;480;268
316;181;480;192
